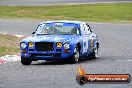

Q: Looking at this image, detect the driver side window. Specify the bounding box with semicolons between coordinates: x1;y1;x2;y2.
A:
71;27;80;35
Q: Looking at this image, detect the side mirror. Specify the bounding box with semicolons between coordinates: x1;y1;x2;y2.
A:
32;32;36;34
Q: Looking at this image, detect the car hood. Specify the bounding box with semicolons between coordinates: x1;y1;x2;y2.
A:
23;35;79;43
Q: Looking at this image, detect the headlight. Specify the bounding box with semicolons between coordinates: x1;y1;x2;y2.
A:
57;42;62;48
20;42;27;49
64;43;70;49
29;42;34;47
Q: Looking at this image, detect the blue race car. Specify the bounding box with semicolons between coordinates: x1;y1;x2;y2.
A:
20;20;99;65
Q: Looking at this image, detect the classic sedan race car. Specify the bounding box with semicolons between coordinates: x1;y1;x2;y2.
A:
20;20;99;65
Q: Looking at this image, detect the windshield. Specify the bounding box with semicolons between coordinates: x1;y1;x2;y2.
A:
36;23;80;35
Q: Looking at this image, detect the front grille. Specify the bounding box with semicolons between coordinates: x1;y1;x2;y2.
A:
35;42;54;52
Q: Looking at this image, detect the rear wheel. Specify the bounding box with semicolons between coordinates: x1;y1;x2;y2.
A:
71;47;80;63
21;57;32;65
91;46;98;59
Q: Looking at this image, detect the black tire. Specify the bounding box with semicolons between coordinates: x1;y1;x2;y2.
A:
91;46;98;59
21;57;32;65
71;47;80;63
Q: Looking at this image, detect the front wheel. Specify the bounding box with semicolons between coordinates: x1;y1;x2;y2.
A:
21;57;32;65
91;46;98;59
71;47;80;63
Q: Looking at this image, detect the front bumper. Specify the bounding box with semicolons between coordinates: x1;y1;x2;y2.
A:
21;51;73;60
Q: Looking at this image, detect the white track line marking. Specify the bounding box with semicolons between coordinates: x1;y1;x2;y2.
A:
0;32;28;38
15;35;25;37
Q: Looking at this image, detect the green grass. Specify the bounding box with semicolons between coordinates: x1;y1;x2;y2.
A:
0;34;21;56
0;47;19;56
0;3;132;23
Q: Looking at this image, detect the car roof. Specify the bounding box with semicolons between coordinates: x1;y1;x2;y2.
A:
40;20;84;24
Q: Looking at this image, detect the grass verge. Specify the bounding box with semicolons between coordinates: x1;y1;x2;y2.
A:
0;34;22;56
0;3;132;23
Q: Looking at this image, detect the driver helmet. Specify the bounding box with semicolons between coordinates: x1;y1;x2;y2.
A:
44;27;50;34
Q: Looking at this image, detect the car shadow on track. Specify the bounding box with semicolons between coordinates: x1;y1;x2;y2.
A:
31;57;98;65
31;55;118;65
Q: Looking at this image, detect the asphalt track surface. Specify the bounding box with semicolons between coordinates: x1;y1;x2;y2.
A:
0;0;132;6
0;19;132;88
